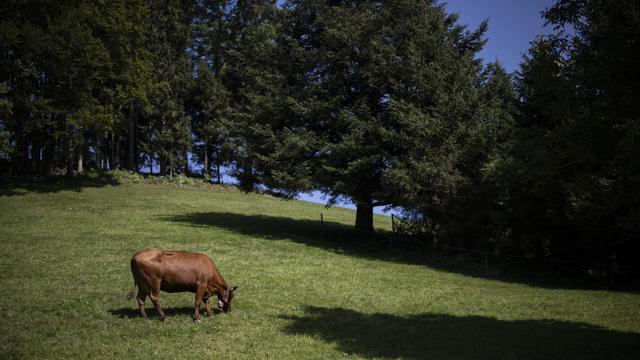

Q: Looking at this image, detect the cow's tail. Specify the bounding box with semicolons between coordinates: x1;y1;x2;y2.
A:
127;255;141;300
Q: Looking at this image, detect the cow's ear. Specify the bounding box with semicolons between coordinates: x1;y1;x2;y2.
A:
231;286;238;292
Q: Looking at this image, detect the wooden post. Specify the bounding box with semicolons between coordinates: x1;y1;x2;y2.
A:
390;214;396;250
484;252;489;271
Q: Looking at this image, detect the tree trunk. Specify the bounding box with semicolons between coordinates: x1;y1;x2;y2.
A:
159;156;167;176
43;142;53;176
215;147;221;184
103;136;110;170
112;133;120;170
203;139;209;179
133;125;138;171
83;143;89;172
15;127;27;174
184;153;189;175
239;157;254;191
31;135;40;174
66;132;73;175
355;197;375;234
119;131;126;170
126;104;136;171
107;134;114;171
77;145;84;174
96;142;102;171
147;130;153;175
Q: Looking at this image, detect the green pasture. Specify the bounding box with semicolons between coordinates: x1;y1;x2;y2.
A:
0;179;638;359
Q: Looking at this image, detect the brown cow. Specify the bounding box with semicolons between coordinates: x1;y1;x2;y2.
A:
127;250;237;321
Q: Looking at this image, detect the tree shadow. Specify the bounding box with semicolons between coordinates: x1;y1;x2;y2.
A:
281;306;640;360
0;174;119;196
163;211;638;291
164;211;393;258
109;306;221;319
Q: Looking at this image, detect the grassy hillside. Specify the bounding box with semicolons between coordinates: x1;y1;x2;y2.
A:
1;178;639;359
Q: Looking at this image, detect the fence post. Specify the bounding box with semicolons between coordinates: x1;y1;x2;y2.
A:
484;252;489;271
390;214;396;250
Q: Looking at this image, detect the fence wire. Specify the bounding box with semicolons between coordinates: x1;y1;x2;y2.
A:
389;214;637;274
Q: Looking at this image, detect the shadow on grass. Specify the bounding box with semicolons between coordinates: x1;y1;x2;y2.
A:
109;306;222;319
0;174;119;196
165;211;390;256
281;306;640;360
164;211;635;291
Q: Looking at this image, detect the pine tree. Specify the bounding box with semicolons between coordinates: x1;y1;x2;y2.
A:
511;0;640;262
283;0;490;232
190;1;234;182
191;60;232;182
141;0;194;176
222;1;315;195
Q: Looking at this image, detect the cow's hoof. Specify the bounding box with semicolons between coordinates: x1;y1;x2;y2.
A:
194;319;202;323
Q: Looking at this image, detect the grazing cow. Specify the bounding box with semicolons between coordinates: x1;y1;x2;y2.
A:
127;250;237;321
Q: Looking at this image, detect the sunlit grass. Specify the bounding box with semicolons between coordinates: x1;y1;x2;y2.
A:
0;180;638;359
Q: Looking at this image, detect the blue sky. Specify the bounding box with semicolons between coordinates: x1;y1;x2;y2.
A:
444;0;556;72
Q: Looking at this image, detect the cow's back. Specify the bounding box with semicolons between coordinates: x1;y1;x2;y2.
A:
131;250;166;275
159;251;216;273
162;251;229;291
131;250;219;293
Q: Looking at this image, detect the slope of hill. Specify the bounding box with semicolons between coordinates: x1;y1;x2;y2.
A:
1;179;638;359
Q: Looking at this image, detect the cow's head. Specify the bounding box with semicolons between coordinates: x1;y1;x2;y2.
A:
217;285;237;313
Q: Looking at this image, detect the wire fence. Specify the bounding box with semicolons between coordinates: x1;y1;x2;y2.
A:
313;212;636;284
389;214;637;280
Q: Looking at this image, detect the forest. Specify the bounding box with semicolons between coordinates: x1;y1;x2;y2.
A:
1;0;639;273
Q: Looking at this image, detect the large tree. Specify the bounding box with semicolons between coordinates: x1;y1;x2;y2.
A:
280;0;491;232
222;0;316;195
189;0;234;182
140;0;194;176
398;61;518;250
507;0;640;262
190;60;232;182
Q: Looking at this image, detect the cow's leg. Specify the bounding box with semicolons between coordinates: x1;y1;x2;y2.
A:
194;285;206;321
204;297;213;317
149;293;166;321
148;280;166;321
137;293;148;320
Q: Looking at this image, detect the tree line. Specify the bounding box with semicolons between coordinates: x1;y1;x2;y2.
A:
1;0;638;267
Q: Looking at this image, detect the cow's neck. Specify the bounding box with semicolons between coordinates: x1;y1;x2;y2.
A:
210;275;228;294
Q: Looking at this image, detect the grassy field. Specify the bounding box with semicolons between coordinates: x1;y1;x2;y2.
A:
1;177;639;359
